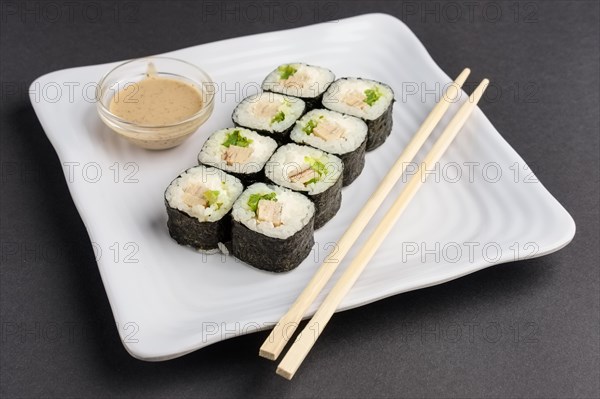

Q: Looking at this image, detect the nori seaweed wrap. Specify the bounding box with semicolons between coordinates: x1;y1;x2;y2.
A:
198;127;278;186
231;183;315;272
232;92;305;144
265;143;343;229
322;77;395;151
165;165;243;252
166;206;232;251
289;109;368;186
262;63;335;111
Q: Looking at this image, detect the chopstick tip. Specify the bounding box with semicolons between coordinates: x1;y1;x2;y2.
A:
454;68;471;87
276;366;294;380
259;348;277;360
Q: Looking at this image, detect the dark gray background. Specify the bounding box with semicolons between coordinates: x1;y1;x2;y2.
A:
1;0;599;397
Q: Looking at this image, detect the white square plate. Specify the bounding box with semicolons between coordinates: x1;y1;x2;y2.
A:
30;13;575;360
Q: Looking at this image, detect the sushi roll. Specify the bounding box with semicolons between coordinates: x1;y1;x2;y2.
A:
262;63;335;110
232;92;305;144
165;165;243;252
265;143;343;229
322;78;395;151
231;183;315;272
290;109;368;186
198;127;278;186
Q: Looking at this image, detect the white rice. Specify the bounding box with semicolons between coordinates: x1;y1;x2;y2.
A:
198;248;220;255
262;63;335;98
232;92;305;133
290;109;368;154
198;127;278;174
322;78;394;120
217;242;229;255
165;165;243;222
265;143;343;195
232;183;315;239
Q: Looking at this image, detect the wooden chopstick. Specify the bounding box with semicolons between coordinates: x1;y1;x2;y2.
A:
276;78;490;380
259;68;472;361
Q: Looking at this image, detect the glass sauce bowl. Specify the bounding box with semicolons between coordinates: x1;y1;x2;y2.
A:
96;57;215;150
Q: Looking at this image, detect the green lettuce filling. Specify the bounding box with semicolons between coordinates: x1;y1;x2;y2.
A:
277;65;297;80
271;111;285;124
302;115;324;135
247;192;277;213
203;190;222;209
303;156;328;186
303;177;320;186
364;86;382;106
222;130;253;148
303;119;318;135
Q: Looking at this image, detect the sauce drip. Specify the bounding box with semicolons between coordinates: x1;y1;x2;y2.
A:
109;63;203;126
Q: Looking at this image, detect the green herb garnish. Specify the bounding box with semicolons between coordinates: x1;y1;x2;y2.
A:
277;65;297;80
303;119;318;135
203;190;220;207
222;130;253;148
364;87;382;106
271;111;285;124
247;192;277;213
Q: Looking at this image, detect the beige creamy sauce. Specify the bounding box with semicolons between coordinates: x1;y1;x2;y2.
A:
109;64;203;126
